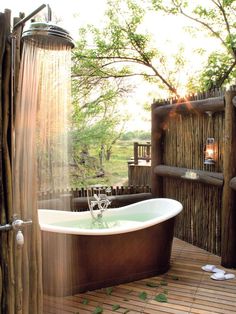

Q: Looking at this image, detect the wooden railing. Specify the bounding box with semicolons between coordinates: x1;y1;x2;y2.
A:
133;142;151;164
38;185;152;211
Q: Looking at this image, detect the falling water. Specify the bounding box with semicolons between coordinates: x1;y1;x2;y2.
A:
15;40;72;207
13;39;72;311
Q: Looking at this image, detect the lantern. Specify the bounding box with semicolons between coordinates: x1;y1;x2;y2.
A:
204;137;217;165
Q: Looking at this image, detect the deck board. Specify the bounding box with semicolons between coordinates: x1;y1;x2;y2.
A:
43;238;236;314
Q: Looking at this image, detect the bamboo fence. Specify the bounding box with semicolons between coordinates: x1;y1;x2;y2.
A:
151;88;236;266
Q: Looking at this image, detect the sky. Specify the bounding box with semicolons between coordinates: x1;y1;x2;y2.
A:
0;0;106;37
0;0;218;131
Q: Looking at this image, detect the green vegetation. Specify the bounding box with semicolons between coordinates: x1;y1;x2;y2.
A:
120;130;151;141
69;129;150;188
70;0;236;188
73;0;236;98
69;139;134;187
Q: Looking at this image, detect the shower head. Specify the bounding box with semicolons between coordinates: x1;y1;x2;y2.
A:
21;22;75;48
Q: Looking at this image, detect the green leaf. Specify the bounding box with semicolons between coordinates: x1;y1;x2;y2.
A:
146;281;159;287
171;275;179;281
93;306;103;314
106;287;113;295
160;280;168;286
112;304;120;311
82;298;89;305
155;293;168;303
138;291;148;300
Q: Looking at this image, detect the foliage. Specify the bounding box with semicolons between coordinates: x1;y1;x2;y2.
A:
120;130;151;141
69;140;133;188
70;0;236;187
138;291;148;300
151;0;236;90
72;0;185;97
154;293;168;302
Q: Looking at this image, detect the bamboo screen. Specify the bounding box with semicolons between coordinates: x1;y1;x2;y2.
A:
163;112;224;172
158;106;224;255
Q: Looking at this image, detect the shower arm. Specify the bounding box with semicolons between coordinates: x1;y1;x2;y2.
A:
13;3;52;30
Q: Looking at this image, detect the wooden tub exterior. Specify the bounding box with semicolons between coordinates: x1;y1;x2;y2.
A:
42;217;175;296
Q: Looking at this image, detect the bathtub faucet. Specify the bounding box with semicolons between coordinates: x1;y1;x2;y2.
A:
88;187;111;220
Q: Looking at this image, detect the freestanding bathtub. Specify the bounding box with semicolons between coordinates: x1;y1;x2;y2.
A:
38;198;182;296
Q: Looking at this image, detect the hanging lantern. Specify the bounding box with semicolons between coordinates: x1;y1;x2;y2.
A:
204;137;217;165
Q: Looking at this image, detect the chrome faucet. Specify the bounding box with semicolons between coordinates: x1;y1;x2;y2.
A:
88;186;111;220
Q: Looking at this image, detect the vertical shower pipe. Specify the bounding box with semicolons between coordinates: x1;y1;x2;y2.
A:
221;85;236;268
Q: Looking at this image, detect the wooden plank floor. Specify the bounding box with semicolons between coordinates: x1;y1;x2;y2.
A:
43;238;236;314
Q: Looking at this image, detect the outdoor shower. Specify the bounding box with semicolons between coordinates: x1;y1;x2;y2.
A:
3;3;75;239
21;21;74;48
0;4;75;313
15;3;74;48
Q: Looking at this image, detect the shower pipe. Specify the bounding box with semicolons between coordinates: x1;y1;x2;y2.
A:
13;4;51;29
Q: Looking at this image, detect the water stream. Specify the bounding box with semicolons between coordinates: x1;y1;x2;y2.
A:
14;40;72;214
13;38;72;306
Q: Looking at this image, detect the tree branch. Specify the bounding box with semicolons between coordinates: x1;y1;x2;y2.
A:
177;6;227;49
213;59;236;88
211;0;236;58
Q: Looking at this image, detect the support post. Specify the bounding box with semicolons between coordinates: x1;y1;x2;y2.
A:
221;85;236;268
134;142;138;165
151;102;164;197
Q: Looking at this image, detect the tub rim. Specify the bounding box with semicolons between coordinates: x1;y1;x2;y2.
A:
38;198;182;236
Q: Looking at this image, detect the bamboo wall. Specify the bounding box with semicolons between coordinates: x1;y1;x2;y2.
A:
128;164;151;186
163;112;224;255
151;89;236;266
0;9;43;314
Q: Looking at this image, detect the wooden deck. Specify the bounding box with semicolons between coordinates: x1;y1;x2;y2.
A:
43;238;236;314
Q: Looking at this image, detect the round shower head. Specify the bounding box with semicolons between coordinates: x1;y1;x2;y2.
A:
22;22;75;48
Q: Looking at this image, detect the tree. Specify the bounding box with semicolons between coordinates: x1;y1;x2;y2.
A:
151;0;236;90
73;0;236;96
70;0;236;184
70;75;128;174
72;0;186;98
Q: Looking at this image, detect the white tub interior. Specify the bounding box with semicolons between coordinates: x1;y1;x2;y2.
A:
38;198;182;235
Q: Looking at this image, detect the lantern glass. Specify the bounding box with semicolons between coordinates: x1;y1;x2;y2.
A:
204;138;217;165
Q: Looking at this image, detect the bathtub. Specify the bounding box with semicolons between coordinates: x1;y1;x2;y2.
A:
38;198;182;296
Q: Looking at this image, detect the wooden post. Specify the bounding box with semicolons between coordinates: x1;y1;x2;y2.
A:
151;102;164;197
134;142;138;165
221;85;236;268
146;142;151;162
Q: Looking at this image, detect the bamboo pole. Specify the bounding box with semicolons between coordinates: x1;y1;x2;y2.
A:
0;11;5;313
151;102;164;197
0;9;15;314
221;85;236;268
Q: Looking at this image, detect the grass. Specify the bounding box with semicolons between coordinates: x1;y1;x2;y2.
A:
70;140;134;188
103;140;133;185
